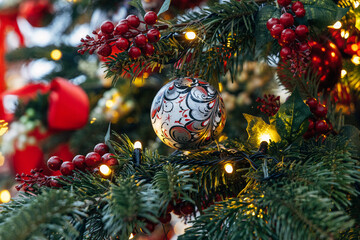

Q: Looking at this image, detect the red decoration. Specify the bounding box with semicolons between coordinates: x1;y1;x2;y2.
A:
256;94;280;117
19;0;53;28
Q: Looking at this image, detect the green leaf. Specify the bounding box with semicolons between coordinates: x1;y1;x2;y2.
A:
339;125;360;157
158;0;171;16
129;0;146;17
254;5;280;49
303;0;349;30
271;88;311;142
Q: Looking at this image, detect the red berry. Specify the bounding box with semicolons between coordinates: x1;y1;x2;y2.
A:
94;143;109;156
60;162;75;176
101;153;118;166
72;155;86;170
147;28;160;43
270;24;284;39
114;23;129;35
159;213;171;224
128;46;142;59
47;156;63;171
126;15;140;28
295;25;309;40
292;1;304;12
266;18;280;31
144;11;158;25
100;21;115;34
49;178;62;188
280;13;294;28
315;120;329;133
134;34;148;47
144;43;155;56
298;42;310;52
314;104;327;118
306;98;317;110
308;118;315;130
303;129;315;139
295;8;306;18
277;0;291;7
97;44;112;57
115;38;129;51
85;152;102;167
280;47;292;59
281;29;296;44
173;203;182;215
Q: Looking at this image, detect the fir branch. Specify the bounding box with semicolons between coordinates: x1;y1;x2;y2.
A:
0;190;85;240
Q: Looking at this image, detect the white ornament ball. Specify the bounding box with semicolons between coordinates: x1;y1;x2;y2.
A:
150;77;226;150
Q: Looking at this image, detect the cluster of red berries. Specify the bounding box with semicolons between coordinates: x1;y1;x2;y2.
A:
46;143;118;177
303;98;333;139
256;94;281;117
78;11;161;59
15;169;57;192
267;0;310;75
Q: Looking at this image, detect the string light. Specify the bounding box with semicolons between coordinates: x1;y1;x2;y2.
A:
341;69;347;78
224;163;233;174
134;141;142;149
259;133;271;143
0;190;10;203
129;233;134;239
0;120;8;136
133;141;142;166
218;83;223;92
352;55;360;65
90;117;97;124
0;152;4;167
106;100;115;108
50;49;62;61
99;164;111;177
332;21;342;29
185;31;196;40
354;1;360;8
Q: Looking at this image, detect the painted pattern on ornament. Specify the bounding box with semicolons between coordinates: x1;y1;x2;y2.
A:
150;77;226;150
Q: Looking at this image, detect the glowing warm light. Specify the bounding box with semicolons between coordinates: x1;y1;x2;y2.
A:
133;77;145;87
50;49;62;61
352;55;360;65
185;31;196;40
0;153;4;167
332;21;342;29
129;233;134;239
344;31;350;39
218;83;223;92
331;52;336;57
341;29;345;38
259;133;271;143
224;163;233;174
329;43;336;49
134;141;142;149
90;117;97;124
0;190;10;203
341;69;347;78
354;1;360;8
0;120;8;136
106;100;114;108
99;164;112;176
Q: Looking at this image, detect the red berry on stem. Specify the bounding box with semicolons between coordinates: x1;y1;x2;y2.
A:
85;152;102;167
295;8;306;18
270;24;284;39
114;23;129;35
281;29;296;44
60;162;75;176
128;46;142;59
144;43;155;56
292;1;304;12
101;153;118;166
314;104;327;118
280;47;292;59
49;178;62;188
47;156;63;171
147;28;160;43
94;143;109;156
277;0;291;7
280;13;294;28
266;18;280;31
97;44;112;57
295;25;309;40
315;120;329;133
144;11;158;25
134;34;148;47
298;42;310;52
308;118;315;130
115;38;130;50
100;21;114;34
306;98;317;110
72;155;86;170
126;15;140;28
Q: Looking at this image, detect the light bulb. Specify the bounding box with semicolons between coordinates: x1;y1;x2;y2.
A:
134;141;142;149
99;164;111;176
224;163;233;174
50;49;62;61
0;190;10;203
185;31;196;40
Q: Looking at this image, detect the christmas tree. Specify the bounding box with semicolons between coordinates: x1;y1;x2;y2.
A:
0;0;360;239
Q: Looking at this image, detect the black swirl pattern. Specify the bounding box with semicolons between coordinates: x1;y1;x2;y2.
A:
150;77;227;150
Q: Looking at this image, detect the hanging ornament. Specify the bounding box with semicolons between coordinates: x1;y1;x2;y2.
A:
150;77;226;150
19;0;53;28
